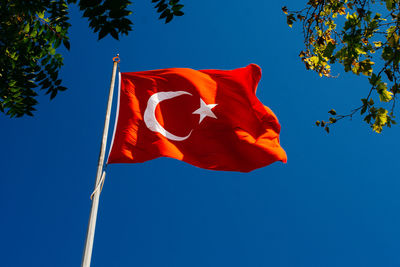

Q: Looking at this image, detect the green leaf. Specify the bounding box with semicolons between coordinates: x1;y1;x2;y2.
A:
323;42;336;58
172;4;184;12
50;90;58;100
63;39;70;50
109;9;129;19
30;29;37;38
98;28;108;40
384;69;393;81
109;28;119;40
361;105;367;115
368;73;379;86
376;82;393;102
9;80;17;87
38;11;45;19
24;23;30;33
159;9;170;19
173;10;183;16
165;14;173;23
157;3;168;12
369;99;374;106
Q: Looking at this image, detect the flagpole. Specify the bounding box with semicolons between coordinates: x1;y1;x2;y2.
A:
81;55;120;267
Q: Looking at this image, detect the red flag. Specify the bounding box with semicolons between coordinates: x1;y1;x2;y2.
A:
107;64;287;172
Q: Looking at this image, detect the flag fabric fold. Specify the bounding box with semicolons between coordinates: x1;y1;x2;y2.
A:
107;64;287;172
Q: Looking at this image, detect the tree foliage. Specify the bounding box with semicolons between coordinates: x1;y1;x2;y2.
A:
283;0;400;133
0;0;184;117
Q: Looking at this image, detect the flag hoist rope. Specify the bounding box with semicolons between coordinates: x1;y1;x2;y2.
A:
81;55;120;267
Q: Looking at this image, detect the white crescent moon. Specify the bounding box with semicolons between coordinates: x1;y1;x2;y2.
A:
144;91;193;141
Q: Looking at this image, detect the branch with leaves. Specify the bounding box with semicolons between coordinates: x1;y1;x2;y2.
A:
283;0;399;133
0;0;184;117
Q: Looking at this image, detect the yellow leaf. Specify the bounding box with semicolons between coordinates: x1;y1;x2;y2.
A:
373;41;382;47
310;56;319;65
355;47;367;55
379;89;393;102
372;109;388;133
372;124;382;133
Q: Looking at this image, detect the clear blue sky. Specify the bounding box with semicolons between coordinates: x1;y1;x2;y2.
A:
2;1;400;266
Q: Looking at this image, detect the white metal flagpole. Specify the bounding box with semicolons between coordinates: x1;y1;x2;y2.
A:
81;55;120;267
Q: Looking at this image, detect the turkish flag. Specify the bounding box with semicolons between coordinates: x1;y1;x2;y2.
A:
107;64;287;172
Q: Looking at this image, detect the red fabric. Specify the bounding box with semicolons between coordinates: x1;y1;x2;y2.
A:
107;64;287;172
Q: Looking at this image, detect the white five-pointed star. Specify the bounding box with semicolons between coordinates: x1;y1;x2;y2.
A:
192;98;218;124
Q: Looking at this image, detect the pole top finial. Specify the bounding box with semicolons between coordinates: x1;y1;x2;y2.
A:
113;54;120;63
